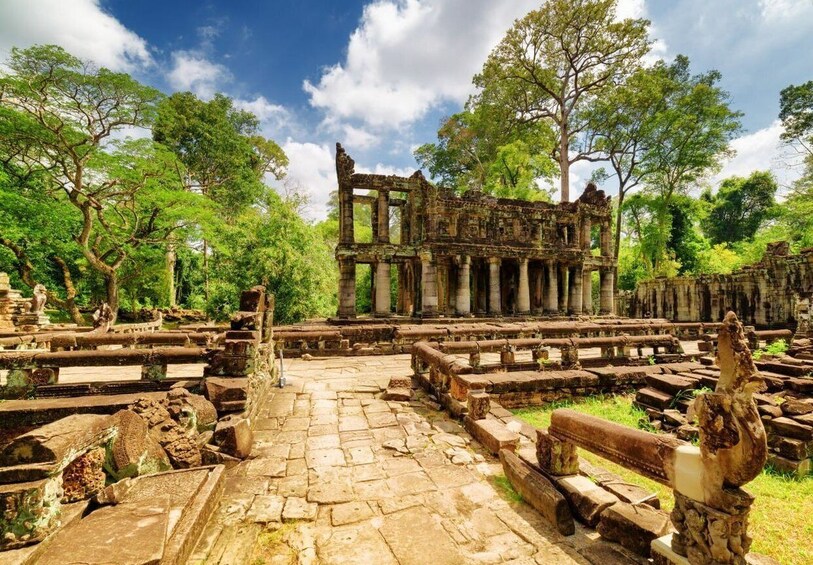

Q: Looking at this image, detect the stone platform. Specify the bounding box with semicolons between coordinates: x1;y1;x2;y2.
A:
191;354;648;565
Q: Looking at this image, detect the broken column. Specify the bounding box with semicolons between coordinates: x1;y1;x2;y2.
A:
337;258;356;318
600;268;614;315
545;261;558;314
374;260;391;317
582;268;593;314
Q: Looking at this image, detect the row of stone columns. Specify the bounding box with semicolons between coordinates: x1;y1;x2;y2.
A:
338;255;614;318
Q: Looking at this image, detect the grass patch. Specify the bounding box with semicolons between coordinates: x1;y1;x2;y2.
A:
491;474;523;504
250;523;297;565
513;394;813;565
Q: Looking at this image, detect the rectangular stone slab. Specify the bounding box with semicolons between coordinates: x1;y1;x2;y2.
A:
500;449;574;535
464;418;519;455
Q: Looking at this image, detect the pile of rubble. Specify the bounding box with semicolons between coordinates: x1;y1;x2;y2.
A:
636;335;813;476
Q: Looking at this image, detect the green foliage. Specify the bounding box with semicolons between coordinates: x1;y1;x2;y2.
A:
703;171;778;245
779;80;813;150
206;189;337;324
475;0;650;200
752;339;789;360
414;102;557;199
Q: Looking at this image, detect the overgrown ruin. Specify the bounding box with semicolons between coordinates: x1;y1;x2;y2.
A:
621;242;813;327
334;143;617;319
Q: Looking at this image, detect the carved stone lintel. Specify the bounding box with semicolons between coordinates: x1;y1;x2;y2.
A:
671;490;754;565
536;429;579;476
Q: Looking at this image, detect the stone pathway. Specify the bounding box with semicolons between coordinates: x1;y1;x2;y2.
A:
191;354;604;565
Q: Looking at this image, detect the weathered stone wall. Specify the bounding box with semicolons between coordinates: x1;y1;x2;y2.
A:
621;242;813;327
334;143;617;318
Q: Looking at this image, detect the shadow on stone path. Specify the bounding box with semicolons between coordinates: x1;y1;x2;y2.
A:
191;354;602;565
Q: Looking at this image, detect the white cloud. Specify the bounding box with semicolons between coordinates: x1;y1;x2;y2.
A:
712;121;801;192
304;0;540;130
280;141;337;221
166;51;231;99
0;0;152;71
234;95;291;138
342;124;379;150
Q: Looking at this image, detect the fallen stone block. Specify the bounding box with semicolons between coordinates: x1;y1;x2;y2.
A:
203;377;248;412
556;474;619;527
644;374;697;396
500;449;574;535
0;477;62;550
61;448;105;503
597;501;672;556
388;376;412;389
635;388;674;411
536;429;579;476
769;417;813;441
767;453;811;476
578;459;660;509
0;414;113;466
464;417;519;455
129;397;201;468
213;415;254;459
780;399;813;417
382;387;412;401
164;388;218;433
106;409;170;480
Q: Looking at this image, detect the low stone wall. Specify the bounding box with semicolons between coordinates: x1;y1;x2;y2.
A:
277;317;693;357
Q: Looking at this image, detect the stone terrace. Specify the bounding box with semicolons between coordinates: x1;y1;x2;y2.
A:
192;354;641;565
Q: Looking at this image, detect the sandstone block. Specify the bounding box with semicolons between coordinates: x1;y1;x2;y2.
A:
382;387;412;401
61;448;105;503
597;501;671;556
500;449;574;535
0;414;113;466
536;429;579;476
556;474;618;527
781;399;813;416
0;478;62;549
769;416;813;441
464;417;519;455
467;392;490;421
107;409;170;480
165;388;218;433
129;397;201;468
213;416;254;459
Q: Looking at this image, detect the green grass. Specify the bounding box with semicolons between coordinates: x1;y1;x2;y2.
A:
513;394;813;565
491;474;523;503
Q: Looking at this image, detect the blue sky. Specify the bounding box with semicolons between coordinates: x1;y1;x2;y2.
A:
1;0;812;219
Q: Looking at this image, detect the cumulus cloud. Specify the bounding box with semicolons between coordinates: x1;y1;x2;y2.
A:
304;0;543;129
0;0;152;71
234;95;291;138
712;121;802;193
280;141;337;221
166;51;231;99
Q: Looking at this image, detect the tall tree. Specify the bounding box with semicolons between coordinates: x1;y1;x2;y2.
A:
474;0;650;201
702;171;778;245
0;45;200;319
779;80;813;157
153;92;288;303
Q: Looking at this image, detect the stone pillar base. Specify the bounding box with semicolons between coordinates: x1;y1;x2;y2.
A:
669;490;754;565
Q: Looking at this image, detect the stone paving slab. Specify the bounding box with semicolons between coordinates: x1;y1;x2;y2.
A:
192;354;601;564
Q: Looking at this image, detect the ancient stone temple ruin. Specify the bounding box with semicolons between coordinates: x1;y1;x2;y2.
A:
622;242;813;326
334;143;616;318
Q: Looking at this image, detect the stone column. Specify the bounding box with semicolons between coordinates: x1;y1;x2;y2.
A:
582;268;592;314
339;189;354;244
600;223;612;257
517;258;530;315
374;261;391;316
568;267;583;314
377;190;390;243
337;258;356;318
581;218;592;251
456;256;471;316
544;261;558;314
558;264;569;313
421;252;438;318
600;269;614;314
488;257;502;315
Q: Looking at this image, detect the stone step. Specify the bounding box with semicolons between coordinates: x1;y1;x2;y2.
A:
635;388;674;411
644;374;698;396
33;465;225;565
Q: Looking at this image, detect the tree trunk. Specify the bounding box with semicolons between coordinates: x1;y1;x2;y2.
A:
106;271;120;324
613;190;625;293
166;244;177;307
560;126;570;203
203;238;209;302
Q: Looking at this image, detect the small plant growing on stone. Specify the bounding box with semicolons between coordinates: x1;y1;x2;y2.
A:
752;339;788;360
647;355;656;365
